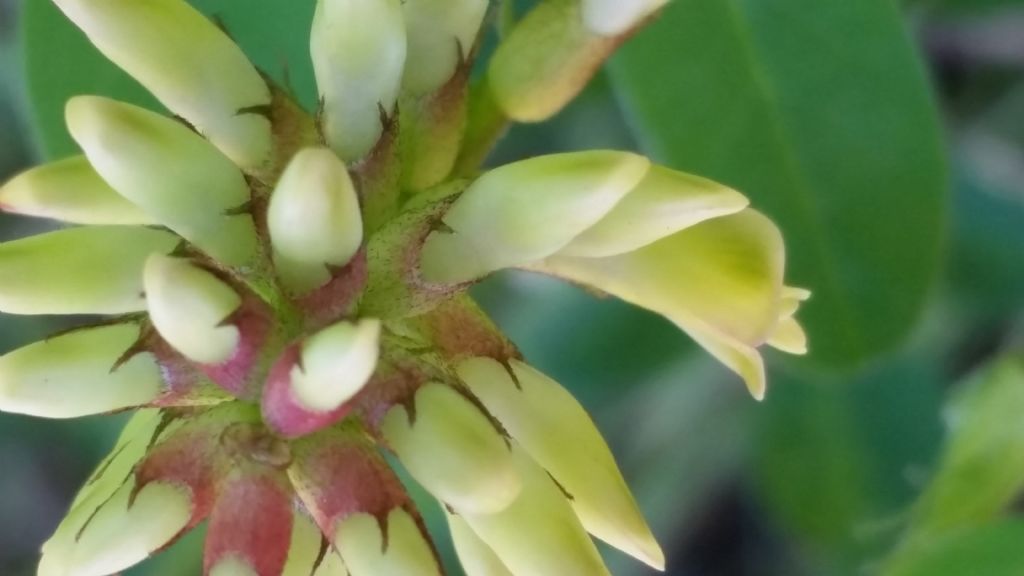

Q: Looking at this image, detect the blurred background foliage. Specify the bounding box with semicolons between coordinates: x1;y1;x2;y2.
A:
1;0;1023;574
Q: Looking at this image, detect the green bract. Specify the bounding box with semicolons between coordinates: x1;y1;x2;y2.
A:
0;0;809;574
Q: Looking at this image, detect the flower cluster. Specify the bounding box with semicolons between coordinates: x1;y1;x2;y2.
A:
0;0;807;575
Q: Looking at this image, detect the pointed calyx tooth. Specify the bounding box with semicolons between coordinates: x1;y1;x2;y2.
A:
268;148;363;295
0;323;165;419
458;357;665;570
381;383;521;514
311;0;406;163
446;511;514;576
456;449;612;576
559;165;750;258
335;508;442;576
143;254;243;366
52;0;272;170
488;0;625;122
0;155;153;225
419;151;651;284
0;225;178;315
262;319;381;438
400;0;488;97
66;95;259;268
581;0;668;36
37;480;193;576
283;511;350;576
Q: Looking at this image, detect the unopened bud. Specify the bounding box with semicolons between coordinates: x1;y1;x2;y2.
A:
143;254;243;365
0;156;153;225
0;323;165;419
488;0;618;122
458;357;664;569
335;509;441;576
419;151;650;283
400;0;488;97
66;95;258;267
263;319;381;437
38;480;191;576
0;226;178;315
268;148;363;294
311;0;406;162
52;0;272;170
447;511;514;576
382;383;520;514
456;449;611;576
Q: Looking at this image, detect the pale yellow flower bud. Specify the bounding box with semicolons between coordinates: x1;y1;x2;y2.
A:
52;0;272;170
268;148;363;294
0;226;178;315
144;254;243;365
335;509;441;576
458;357;664;569
0;323;164;419
311;0;407;162
67;95;258;267
0;156;152;225
400;0;488;96
382;383;521;514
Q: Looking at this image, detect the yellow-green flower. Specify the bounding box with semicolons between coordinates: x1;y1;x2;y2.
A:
0;0;808;575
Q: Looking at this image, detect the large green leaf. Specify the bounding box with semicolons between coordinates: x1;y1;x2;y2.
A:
751;355;944;568
608;0;949;366
22;0;318;159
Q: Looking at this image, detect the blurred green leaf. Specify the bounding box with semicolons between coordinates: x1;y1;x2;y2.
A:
926;0;1023;15
23;0;318;159
905;354;1024;539
608;0;949;367
751;356;944;567
883;520;1024;576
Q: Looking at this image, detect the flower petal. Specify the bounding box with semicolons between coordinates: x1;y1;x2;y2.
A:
446;511;514;576
381;383;521;514
533;210;786;396
0;323;166;418
420;151;650;283
458;357;663;569
400;0;488;97
0;226;178;315
767;316;808;355
144;254;243;365
52;0;272;170
67;95;258;267
456;449;611;576
0;156;153;225
560;165;749;258
311;0;406;162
